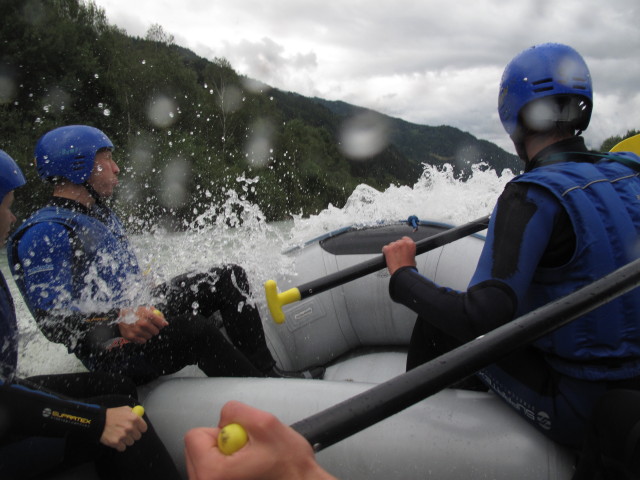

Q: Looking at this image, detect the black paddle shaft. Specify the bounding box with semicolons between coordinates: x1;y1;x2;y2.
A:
295;214;491;299
291;256;640;452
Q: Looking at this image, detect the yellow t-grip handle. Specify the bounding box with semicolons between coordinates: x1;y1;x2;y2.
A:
132;405;145;417
217;423;248;455
264;280;301;324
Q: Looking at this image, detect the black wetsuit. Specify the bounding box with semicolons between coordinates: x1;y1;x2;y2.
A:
0;270;180;479
389;138;640;456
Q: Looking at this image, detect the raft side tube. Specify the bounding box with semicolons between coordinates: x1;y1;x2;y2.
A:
143;377;575;480
261;222;486;371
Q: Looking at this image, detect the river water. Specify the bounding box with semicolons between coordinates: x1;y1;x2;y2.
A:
2;163;513;377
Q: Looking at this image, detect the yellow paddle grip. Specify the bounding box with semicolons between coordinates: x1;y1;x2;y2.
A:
217;423;248;455
264;280;301;324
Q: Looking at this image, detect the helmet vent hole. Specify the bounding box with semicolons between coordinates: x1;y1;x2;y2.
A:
531;77;553;86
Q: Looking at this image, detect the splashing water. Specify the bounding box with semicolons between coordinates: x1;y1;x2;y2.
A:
138;163;510;288
287;163;510;245
3;163;512;376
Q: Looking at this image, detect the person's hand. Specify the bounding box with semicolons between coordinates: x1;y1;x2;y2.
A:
118;306;168;344
382;236;417;275
100;406;148;452
184;401;337;480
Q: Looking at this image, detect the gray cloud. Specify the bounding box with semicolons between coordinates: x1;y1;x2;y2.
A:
94;0;640;154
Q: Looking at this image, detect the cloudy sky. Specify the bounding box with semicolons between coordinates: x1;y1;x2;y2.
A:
92;0;639;155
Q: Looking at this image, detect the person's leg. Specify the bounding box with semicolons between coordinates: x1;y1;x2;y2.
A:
79;314;263;383
406;316;462;370
407;316;606;450
0;437;66;479
406;316;487;390
153;265;272;365
572;389;640;480
146;312;264;377
477;350;610;450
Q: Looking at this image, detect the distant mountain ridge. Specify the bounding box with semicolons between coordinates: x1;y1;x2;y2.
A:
1;0;520;225
312;98;521;176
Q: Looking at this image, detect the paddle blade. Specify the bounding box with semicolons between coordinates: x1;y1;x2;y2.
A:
610;133;640;153
264;280;301;324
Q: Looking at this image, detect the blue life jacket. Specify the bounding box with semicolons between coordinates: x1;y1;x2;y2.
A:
512;152;640;380
0;271;18;381
7;205;141;316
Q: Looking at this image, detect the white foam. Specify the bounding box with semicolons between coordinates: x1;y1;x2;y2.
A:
5;162;512;377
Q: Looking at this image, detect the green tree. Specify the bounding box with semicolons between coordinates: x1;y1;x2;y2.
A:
146;23;175;45
600;129;640;152
0;0;520;227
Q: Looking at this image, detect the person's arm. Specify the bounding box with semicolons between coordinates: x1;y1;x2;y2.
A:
387;265;517;342
384;183;564;342
17;223;121;348
116;306;169;344
100;405;147;451
17;223;167;350
184;401;337;480
0;379;147;451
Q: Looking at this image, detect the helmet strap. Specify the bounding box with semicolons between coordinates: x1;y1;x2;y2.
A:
510;130;529;162
83;182;104;206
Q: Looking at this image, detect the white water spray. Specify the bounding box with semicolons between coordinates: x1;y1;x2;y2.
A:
3;163;512;376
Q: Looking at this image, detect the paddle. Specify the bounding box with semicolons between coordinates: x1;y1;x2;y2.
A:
264;214;491;323
609;133;640;153
264;135;640;324
219;257;640;454
286;136;640;448
289;136;640;449
290;256;640;451
216;138;640;454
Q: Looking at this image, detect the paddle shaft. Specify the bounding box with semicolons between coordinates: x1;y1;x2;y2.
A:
291;256;640;452
295;214;490;299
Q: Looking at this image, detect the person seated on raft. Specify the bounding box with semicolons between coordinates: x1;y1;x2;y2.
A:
381;43;640;475
0;149;181;480
7;125;324;385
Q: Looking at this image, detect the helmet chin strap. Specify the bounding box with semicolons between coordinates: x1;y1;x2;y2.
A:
83;182;104;206
510;131;530;163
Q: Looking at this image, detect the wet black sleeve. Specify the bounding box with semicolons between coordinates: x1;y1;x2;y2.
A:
389;266;517;342
0;380;106;444
34;309;122;355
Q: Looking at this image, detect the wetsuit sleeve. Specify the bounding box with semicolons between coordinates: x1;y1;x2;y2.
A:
390;268;517;341
0;379;105;444
389;182;565;342
16;223;121;352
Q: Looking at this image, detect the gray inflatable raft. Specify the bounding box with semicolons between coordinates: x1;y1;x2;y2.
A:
51;220;577;479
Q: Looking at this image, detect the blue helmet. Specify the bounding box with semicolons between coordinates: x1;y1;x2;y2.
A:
498;43;593;137
34;125;114;184
0;150;26;201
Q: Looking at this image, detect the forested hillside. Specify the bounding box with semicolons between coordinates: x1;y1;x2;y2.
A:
2;0;522;228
